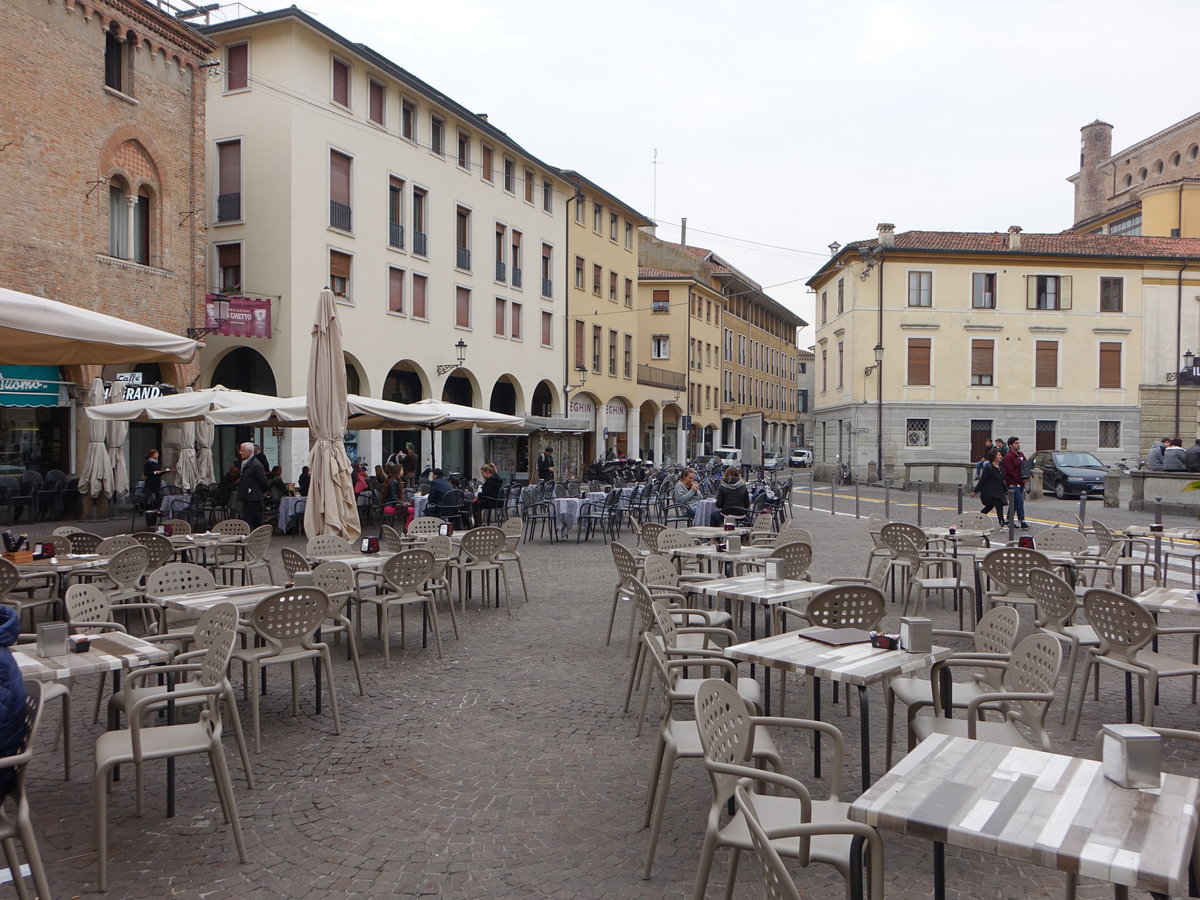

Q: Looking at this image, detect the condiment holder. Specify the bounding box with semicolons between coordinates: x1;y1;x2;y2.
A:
36;622;69;658
899;616;932;653
1101;723;1161;789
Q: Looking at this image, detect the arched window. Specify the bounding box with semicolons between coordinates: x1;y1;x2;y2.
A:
108;177;129;259
134;186;151;265
107;178;153;265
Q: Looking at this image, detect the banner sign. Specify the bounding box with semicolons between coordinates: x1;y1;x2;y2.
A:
205;294;271;339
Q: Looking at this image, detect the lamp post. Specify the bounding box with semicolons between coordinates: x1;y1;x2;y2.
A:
1167;349;1199;436
436;339;468;376
863;343;884;480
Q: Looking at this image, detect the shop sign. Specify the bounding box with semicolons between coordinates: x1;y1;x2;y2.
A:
0;366;64;408
122;383;164;401
205;294;272;339
115;372;143;384
567;395;594;418
604;400;628;433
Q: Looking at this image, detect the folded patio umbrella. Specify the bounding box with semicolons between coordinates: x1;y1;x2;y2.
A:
77;377;110;499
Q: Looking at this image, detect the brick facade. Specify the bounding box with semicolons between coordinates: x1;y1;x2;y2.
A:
0;0;212;390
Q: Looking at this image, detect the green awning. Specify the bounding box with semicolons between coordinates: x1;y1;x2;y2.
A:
0;366;65;408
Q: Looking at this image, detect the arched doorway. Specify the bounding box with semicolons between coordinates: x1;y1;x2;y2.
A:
342;354;368;464
382;361;427;465
210;347;278;474
530;380;556;418
440;371;476;476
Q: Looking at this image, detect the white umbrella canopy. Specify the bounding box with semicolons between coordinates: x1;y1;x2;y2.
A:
205;393;435;429
303;289;359;542
194;417;215;485
0;286;199;365
85;385;276;423
403;398;523;431
106;384;129;499
175;388;199;491
77;377;110;499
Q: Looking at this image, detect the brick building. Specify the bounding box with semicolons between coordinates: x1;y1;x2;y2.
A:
0;0;213;475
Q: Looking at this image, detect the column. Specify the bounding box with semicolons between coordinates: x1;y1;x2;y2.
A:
627;406;641;460
594;404;605;461
676;417;686;465
653;405;663;466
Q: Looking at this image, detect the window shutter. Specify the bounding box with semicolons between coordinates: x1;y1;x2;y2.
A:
332;59;349;105
971;340;993;381
412;274;427;318
1098;342;1121;388
907;338;931;385
1035;341;1057;387
226;44;248;91
218;141;240;195
329;250;351;280
217;243;240;270
329;151;351;206
368;81;384;124
388;268;404;313
1059;275;1073;309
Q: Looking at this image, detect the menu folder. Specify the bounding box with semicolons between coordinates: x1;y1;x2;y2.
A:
799;626;873;646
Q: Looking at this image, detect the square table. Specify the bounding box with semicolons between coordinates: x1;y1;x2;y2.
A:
728;629;953;790
17;554;112;597
14;632;170;683
693;574;831;643
157;584;283;617
668;544;773;576
684;525;752;540
1135;586;1200;617
849;732;1200;900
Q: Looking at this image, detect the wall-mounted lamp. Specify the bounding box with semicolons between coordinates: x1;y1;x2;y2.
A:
436;339;468;376
1165;348;1198;384
863;343;884;377
564;364;588;396
188;295;230;339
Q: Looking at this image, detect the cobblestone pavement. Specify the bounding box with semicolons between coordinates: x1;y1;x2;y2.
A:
9;486;1200;898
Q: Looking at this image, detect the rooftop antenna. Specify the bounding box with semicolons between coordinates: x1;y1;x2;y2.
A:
651;148;661;223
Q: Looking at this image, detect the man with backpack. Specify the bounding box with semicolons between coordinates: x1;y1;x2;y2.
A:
1000;435;1030;529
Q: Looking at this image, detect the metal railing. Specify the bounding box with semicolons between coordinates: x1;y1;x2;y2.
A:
412;231;427;256
329;201;352;231
389;222;404;249
512;267;522;288
541;277;553;297
495;261;506;282
636;364;686;390
216;192;241;222
456;247;471;270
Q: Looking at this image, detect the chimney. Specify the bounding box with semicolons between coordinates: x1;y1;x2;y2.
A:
828;241;841;256
1006;225;1023;251
877;223;895;248
477;112;488;122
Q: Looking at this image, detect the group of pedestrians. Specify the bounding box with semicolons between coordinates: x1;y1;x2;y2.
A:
1146;436;1200;472
971;435;1030;529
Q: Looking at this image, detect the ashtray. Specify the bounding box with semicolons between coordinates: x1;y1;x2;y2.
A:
869;632;900;651
69;635;92;653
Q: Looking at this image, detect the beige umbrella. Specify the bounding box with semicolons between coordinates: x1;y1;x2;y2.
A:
106;382;130;500
194;416;215;486
303;289;359;542
175;387;199;490
77;377;110;499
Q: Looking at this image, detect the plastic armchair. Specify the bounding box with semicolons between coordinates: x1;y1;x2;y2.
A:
1029;568;1100;724
884;605;1020;767
639;521;666;555
640;555;729;628
906;552;976;629
980;546;1053;617
767;540;812;581
1070;587;1200;737
213;524;273;586
131;531;175;573
0;682;53;898
449;526;510;617
231;588;341;751
748;513;777;547
692;677;884;900
913;632;1063;752
311;560;365;695
1074;521;1161;593
358;550;443;666
380;524;404;554
736;785;804;900
497;517;529;604
0;558;57;632
306;533;354;558
606;541;646;650
407;515;446;536
94;603;249;890
160;518;191;535
66;531;103;554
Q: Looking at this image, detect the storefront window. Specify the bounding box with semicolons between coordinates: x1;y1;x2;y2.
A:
0;366;70;474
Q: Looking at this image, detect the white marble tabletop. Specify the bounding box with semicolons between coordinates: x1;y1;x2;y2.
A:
157;584;282;614
15;632;170;682
694;574;832;608
1135;586;1200;616
849;732;1200;897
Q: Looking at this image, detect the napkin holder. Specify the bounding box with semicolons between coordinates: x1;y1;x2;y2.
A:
36;622;69;658
1101;723;1161;789
727;534;742;553
293;570;315;587
764;558;784;585
899;616;932;653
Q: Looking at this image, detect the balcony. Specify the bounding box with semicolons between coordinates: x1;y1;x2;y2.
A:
541;277;553;298
329;200;352;231
413;231;427;256
512;267;522;288
216;192;241;222
495;261;506;282
637;364;686;391
457;247;471;270
651;301;670;313
389;222;404;249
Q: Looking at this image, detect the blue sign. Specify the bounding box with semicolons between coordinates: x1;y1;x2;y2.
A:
0;366;63;408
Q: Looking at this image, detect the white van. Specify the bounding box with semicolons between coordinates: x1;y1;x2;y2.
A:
713;447;742;467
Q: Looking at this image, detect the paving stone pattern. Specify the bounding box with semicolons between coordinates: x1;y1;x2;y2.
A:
13;488;1200;898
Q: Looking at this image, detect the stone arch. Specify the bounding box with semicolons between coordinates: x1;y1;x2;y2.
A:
531;379;558;417
488;374;524;416
343;351;368;397
207;346;277;395
382;359;429;403
440;368;480;406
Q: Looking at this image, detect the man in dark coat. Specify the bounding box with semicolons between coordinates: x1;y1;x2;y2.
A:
0;606;26;801
403;443;420;487
1184;439;1200;473
425;468;456;519
237;441;269;528
536;447;555;482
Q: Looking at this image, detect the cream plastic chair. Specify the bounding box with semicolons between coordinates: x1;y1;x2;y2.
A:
0;682;53;899
311;560;365;695
358;550;444;665
96;534;140;555
65;531;103;554
693;677;884;900
497;517;529;603
407;516;446;536
94;603;249;890
736;785;804;900
906;552;976;629
884;605;1020;767
1070;587;1200;737
606;542;645;651
1075;521;1161;593
980;546;1052;617
0;558;57;632
1030;568;1100;724
380;524;404;554
639;521;667;555
448;526;510;617
422;535;460;629
306;534;354;558
144;561;218;637
231;587;341;751
913;633;1063;751
213;524;272;585
640;555;732;630
280;546;309;581
131;531;175;574
768;540;812;580
211;518;250;536
1033;526;1089;556
160;518;191;535
748;513;776;547
640;605;779;881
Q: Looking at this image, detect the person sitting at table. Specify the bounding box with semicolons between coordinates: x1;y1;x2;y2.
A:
709;466;749;526
266;465;286;502
472;463;504;526
382;466;410;521
425;467;456;519
970;445;1007;527
297;465;310;497
672;467;701;519
0;606;25;803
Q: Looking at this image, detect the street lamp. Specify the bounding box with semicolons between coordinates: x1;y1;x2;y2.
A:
436;339;468;376
864;343;884;377
563;364;588;396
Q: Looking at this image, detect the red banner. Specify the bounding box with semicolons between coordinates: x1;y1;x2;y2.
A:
205;294;271;339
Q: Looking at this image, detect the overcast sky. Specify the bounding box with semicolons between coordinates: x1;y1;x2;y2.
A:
266;0;1200;344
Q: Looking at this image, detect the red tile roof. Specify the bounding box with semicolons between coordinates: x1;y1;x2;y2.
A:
639;266;694;278
849;230;1200;258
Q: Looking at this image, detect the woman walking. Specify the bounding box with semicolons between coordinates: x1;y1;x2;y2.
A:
970;446;1007;527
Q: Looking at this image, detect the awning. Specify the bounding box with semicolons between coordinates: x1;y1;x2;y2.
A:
0;366;66;408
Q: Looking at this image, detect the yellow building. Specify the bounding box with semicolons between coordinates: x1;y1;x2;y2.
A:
809;224;1200;479
559;173;653;464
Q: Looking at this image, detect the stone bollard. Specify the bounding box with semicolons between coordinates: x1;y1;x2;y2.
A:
1104;473;1121;509
1026;472;1042;503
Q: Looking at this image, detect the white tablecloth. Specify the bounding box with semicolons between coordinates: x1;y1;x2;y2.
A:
585;491;607;503
552;497;582;536
695;498;716;526
277;496;306;532
413;495;428;519
159;494;190;516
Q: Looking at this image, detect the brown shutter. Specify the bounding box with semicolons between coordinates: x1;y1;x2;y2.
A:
217;243;240;269
226;44;248;91
368;80;384;124
329;250;351;280
574;319;584;368
329;151;351;206
1035;341;1057;387
412;274;426;318
907;338;931;385
1099;342;1122;388
218;141;240;194
332;59;349;105
388;267;404;313
970;340;993;382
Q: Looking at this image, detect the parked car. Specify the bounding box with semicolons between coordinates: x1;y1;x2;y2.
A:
1031;450;1107;499
762;452;780;471
713;447;742;468
789;449;812;467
